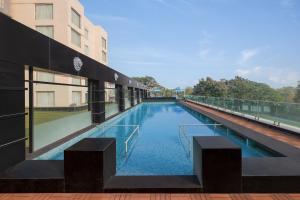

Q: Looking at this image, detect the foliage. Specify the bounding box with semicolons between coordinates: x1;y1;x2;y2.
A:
277;87;296;103
132;76;162;89
185;87;193;95
193;76;288;102
295;81;300;103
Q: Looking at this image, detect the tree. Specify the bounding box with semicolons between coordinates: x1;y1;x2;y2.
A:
295;81;300;103
192;76;284;102
132;76;162;89
277;87;296;103
193;77;227;97
185;87;193;95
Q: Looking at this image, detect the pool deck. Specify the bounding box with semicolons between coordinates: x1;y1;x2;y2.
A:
0;193;300;200
182;100;300;149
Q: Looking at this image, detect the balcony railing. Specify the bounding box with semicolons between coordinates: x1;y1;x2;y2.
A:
184;95;300;133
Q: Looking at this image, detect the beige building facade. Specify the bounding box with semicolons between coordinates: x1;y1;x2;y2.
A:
5;0;108;64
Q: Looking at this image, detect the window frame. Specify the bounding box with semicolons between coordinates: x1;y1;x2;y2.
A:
35;3;53;20
102;37;107;50
71;8;81;28
71;28;81;48
36;25;54;39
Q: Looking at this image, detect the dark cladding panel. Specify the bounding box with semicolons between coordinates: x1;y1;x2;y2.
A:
0;140;25;172
0;60;25;172
0;61;24;87
0;14;49;67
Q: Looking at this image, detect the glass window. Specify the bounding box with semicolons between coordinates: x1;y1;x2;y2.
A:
0;0;4;9
102;37;107;49
84;28;88;40
71;8;81;28
105;82;119;118
72;91;82;106
27;67;91;151
102;51;107;63
36;91;55;107
35;4;53;20
71;28;81;47
36;26;54;39
124;88;131;109
36;71;55;82
84;45;89;55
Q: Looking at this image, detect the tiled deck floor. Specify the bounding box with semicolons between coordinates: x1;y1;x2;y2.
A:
0;194;300;200
184;101;300;149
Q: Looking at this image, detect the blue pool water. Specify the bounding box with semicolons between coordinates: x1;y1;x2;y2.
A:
37;102;278;175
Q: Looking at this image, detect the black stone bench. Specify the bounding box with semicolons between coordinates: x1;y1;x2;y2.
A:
193;136;242;193
64;138;116;192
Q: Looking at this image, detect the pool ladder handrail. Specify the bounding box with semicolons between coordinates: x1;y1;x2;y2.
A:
124;125;140;154
101;124;140;155
178;123;222;157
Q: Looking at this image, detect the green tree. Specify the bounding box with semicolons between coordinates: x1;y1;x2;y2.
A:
295;81;300;103
185;87;193;95
192;76;284;102
193;77;227;97
277;87;296;103
132;76;162;89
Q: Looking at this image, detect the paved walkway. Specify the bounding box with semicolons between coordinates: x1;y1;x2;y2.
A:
183;101;300;149
0;194;300;200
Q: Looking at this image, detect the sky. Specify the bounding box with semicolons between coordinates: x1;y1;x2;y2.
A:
81;0;300;89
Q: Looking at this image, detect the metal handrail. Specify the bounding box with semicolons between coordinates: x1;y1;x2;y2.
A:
0;137;28;149
125;126;140;154
101;124;140;154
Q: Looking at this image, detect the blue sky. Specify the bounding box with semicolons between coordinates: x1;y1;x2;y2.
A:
81;0;300;89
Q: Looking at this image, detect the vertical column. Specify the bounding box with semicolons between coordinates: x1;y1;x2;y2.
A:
136;88;140;104
89;80;105;124
193;136;242;193
118;85;125;112
130;87;134;107
28;66;34;153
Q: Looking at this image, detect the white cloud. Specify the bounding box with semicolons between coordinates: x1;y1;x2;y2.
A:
239;48;259;64
235;66;299;87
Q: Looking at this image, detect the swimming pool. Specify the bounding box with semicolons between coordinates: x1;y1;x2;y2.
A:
37;102;278;175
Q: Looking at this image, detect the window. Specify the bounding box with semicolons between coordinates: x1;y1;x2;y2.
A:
84;45;89;55
102;51;107;63
71;28;81;47
36;26;54;39
36;71;55;82
102;37;107;49
84;28;88;40
35;4;53;20
36;92;55;107
71;8;81;28
72;77;81;85
72;91;82;106
0;0;4;9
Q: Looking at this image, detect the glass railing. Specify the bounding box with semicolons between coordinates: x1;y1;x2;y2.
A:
184;95;300;131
